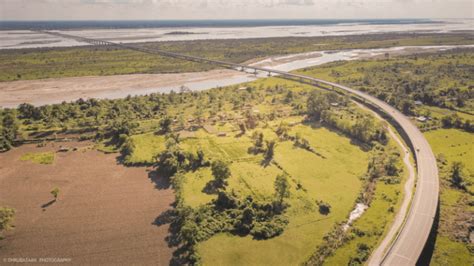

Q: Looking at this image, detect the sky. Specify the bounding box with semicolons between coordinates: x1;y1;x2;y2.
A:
0;0;473;21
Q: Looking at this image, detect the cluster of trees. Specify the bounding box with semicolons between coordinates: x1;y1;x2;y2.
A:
293;133;312;152
249;131;276;162
168;153;292;263
343;52;474;115
3;81;308;153
441;114;474;132
154;134;209;175
307;90;388;146
173;189;291;263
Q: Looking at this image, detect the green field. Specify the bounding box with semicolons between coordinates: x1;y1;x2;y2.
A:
195;123;368;265
20;151;55;164
425;129;473;266
1;33;473;81
324;138;407;265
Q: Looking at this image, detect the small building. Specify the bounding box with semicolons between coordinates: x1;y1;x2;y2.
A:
330;102;340;107
414;100;423;106
416;116;427;122
217;132;227;137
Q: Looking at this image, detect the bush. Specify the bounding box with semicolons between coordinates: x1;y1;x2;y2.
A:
348;243;371;266
0;207;15;238
250;216;288;239
316;200;331;215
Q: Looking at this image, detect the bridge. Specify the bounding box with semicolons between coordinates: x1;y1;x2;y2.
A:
37;30;439;265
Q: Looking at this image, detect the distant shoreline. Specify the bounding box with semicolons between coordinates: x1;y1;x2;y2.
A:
0;19;438;30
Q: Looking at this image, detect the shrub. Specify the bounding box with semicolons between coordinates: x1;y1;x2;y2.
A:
317;200;331;215
51;187;60;200
0;207;15;238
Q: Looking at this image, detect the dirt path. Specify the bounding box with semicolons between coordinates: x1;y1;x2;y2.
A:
354;103;416;265
0;142;175;265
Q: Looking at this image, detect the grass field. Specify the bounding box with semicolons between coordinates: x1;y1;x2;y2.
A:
126;133;166;164
1;33;473;81
425;129;473;266
194;122;369;265
324;138;407;265
19;151;55;164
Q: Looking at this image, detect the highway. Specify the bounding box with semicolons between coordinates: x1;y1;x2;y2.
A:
38;31;439;265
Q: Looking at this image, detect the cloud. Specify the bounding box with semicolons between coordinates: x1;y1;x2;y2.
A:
278;0;314;6
0;0;472;20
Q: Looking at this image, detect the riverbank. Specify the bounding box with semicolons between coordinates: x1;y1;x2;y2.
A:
1;44;472;107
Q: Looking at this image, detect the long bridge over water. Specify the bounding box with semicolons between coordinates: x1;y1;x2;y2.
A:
38;30;439;266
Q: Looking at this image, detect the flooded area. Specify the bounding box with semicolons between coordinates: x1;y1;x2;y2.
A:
1;44;473;107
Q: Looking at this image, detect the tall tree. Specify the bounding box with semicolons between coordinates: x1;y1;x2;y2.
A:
274;174;291;210
0;111;18;151
450;161;465;189
265;140;276;161
211;160;231;189
307;91;330;121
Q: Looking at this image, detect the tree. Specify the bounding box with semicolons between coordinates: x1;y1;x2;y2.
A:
264;140;276;161
274;174;291;210
196;149;206;168
0;207;15;238
121;137;136;162
211;160;231;189
156;138;184;175
245;111;258;129
352;117;374;143
159;117;173;134
316;200;331;215
238;123;246;135
276;122;289;140
51;187;60;201
400;100;414;115
450;161;466;189
307;91;330;120
236;207;254;234
18;103;36;119
251;131;265;153
1;111;18;151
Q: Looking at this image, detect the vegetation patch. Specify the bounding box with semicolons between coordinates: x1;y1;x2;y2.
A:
20;151;55;164
297;49;474;131
1;33;472;81
0;207;15;239
425;129;473;266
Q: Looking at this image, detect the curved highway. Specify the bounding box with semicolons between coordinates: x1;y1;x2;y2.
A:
298;76;439;265
36;30;440;265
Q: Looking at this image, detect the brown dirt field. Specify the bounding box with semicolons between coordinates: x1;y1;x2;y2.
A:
0;141;175;265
